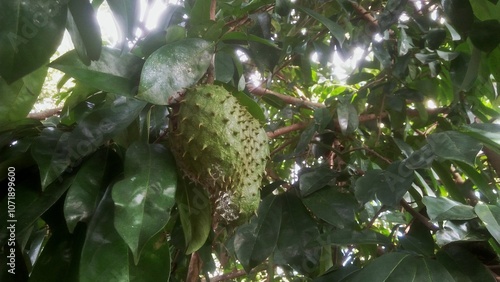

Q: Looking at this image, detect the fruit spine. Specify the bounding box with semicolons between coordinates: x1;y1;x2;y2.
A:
169;85;268;221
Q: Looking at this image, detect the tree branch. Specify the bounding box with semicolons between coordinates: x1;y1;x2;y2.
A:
27;107;63;120
400;199;439;232
267;121;309;139
248;85;324;109
350;1;378;29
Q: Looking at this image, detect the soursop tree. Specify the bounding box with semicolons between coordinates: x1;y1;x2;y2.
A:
1;0;500;281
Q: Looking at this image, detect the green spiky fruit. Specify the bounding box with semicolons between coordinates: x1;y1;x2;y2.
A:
169;85;269;221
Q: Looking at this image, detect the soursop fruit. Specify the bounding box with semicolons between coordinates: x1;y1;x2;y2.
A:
169;85;269;221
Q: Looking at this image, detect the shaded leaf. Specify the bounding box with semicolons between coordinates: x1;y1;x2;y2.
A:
112;142;177;263
302;188;357;228
436;221;489;246
137;38;214;105
107;0;138;47
423;196;476;221
64;148;121;233
67;0;102;64
0;0;67;83
460;123;500;154
474;203;500;245
31;128;71;189
427;131;482;166
337;101;358;135
0;66;47;125
295;6;345;45
436;244;496;282
175;178;211;254
299;166;337;197
234;194;282;272
276;192;321;275
319;229;391;246
350;252;454;282
50;48;144;96
80;188;129;282
128;229;171;281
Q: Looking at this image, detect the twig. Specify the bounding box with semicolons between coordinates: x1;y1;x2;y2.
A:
27;107;63;120
186;252;201;282
210;0;216;20
350;1;378;29
248;85;324;109
400;199;439;232
267;121;309;139
366;205;387;229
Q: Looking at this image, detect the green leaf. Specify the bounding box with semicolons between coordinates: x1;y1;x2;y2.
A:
107;0;138;47
31;128;72;189
294;122;317;154
436;220;488;246
234;194;282;272
64;149;121;233
436;244;496;282
175;178;211;254
337;101;358;135
299;166;337;197
0;66;47;125
50;48;144;96
427;131;482;166
215;51;235;83
470;20;500;53
423;196;476;221
112;142;177;263
29;224;86;282
474;203;500;244
128;230;171;281
302;188;357;228
63;95;146;162
0;0;67;83
137;38;214;105
460;123;500;154
355;162;414;206
80;188;130;282
67;0;102;64
350;252;455;282
220;32;280;49
320;229;391;245
314;107;332;132
276;192;321;275
0;176;74;244
295;6;345;46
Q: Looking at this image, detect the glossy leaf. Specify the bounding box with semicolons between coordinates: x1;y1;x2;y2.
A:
0;0;67;83
50;48;144;96
67;0;102;64
128;230;171;281
460;123;500;154
436;221;488;246
175;178;211;254
474;203;500;244
31;128;71;189
427;131;482;166
276;192;321;275
137;38;214;105
0;66;47;125
234;194;282;272
112;142;177;263
320;229;391;246
350;252;454;282
64;148;121;233
3;176;73;243
302;188;356;228
299;166;337;197
423;196;476;221
80;188;129;282
295;6;345;45
355;162;414;206
337;101;358;135
436;244;496;282
62;95;146;163
107;0;138;46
